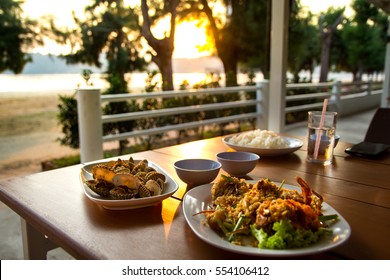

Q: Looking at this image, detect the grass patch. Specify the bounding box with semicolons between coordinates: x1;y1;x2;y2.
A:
48;144;146;169
52;154;81;168
0;111;57;137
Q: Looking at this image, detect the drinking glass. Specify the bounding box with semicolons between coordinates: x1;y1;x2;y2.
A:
307;111;338;165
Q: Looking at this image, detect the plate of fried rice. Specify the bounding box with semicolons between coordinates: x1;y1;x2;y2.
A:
183;175;351;256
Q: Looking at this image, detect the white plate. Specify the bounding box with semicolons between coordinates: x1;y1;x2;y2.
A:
80;159;178;210
223;135;303;156
183;182;351;257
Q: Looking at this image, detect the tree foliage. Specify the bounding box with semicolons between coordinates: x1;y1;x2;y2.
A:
52;0;148;153
182;0;323;85
57;94;79;149
334;0;387;81
138;0;179;90
184;0;268;86
57;0;147;86
288;1;320;83
0;0;43;73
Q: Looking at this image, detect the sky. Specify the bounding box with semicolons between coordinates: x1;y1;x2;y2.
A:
22;0;354;57
300;0;353;15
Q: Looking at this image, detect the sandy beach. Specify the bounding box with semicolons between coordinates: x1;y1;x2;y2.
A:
0;92;81;259
0;92;80;180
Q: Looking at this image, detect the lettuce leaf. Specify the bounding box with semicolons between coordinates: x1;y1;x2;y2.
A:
250;219;329;249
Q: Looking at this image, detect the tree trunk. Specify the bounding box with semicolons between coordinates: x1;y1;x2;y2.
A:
151;40;174;90
141;0;177;91
220;54;238;87
319;12;344;83
201;0;238;87
319;33;332;82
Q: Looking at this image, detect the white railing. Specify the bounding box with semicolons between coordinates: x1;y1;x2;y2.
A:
100;85;266;142
77;80;383;163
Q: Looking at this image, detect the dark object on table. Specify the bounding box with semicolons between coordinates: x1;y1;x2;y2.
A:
364;108;390;145
345;141;390;158
345;108;390;158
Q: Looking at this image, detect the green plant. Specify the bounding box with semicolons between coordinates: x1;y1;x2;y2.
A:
57;94;79;149
57;69;95;149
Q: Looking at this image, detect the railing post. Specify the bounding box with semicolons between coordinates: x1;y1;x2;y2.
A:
382;18;390;108
257;81;269;129
77;88;103;163
331;81;341;112
367;79;372;95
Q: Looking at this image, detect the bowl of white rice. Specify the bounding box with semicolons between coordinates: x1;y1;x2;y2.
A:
223;129;303;156
227;129;289;148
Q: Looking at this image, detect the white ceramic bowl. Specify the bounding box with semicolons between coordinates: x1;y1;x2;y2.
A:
173;159;221;186
309;134;341;149
216;151;259;177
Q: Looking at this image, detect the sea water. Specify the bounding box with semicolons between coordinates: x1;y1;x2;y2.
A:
0;72;264;97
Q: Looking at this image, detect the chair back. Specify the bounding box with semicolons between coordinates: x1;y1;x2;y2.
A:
364;108;390;145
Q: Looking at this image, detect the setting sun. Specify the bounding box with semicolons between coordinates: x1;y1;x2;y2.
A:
173;20;213;59
152;17;213;59
22;0;215;58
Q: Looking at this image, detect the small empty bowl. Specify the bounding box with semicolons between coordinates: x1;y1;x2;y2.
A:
309;134;341;148
216;151;259;177
173;159;221;186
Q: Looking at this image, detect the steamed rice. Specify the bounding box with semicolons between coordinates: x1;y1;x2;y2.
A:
228;129;288;148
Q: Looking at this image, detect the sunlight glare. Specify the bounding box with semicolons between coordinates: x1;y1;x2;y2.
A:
153;18;212;59
23;0;353;56
176;141;208;158
300;0;353;17
174;21;211;59
32;38;72;55
23;0;89;27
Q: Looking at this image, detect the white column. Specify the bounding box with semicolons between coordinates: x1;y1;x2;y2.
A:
268;0;289;132
331;80;342;113
257;80;269;129
382;17;390;108
77;88;103;163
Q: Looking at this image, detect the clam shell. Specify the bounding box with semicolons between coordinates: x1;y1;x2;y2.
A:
145;171;166;182
114;166;131;174
86;180;112;197
129;157;135;164
145;166;156;173
109;186;137;200
126;161;135;170
92;164;116;183
88;157;165;200
145;180;162;196
145;171;166;190
134;171;147;182
139;184;151;198
112;173;140;190
133;159;148;173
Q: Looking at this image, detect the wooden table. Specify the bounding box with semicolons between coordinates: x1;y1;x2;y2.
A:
0;136;389;260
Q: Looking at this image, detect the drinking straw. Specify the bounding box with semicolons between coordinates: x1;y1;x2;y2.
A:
313;98;328;159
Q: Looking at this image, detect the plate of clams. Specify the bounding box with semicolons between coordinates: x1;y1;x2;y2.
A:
80;157;179;210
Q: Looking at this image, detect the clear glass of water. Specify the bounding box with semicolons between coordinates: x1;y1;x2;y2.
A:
307;111;338;165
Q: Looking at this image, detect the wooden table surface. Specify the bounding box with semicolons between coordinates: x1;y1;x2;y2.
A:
0;135;389;260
